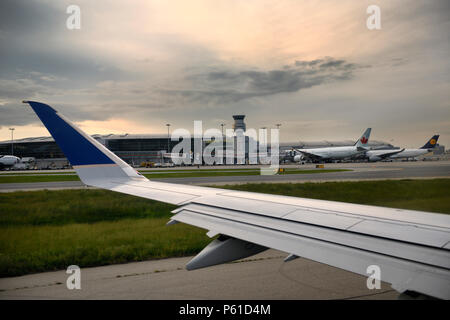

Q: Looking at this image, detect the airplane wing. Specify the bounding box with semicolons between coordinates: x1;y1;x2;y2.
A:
24;101;450;299
294;149;324;161
375;148;406;159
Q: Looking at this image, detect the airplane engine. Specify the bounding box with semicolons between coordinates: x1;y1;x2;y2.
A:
293;155;303;162
369;156;381;162
186;235;267;270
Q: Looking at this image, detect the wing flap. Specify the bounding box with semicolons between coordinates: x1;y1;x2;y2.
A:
172;208;450;299
183;192;450;249
349;220;450;248
173;203;450;270
190;194;297;218
215;190;450;229
284;209;363;230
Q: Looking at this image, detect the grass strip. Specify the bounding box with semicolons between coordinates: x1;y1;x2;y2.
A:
1;179;448;277
0;169;350;183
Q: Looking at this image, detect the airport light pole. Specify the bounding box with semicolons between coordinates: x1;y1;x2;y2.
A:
9;128;15;155
220;123;226;165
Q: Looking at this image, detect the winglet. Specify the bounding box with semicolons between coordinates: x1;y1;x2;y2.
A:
24;101;144;184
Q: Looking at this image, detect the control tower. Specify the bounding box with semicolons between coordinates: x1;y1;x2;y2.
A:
232;115;246;132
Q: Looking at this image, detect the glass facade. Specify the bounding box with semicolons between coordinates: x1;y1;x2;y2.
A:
106;138;180;152
0;135;398;165
0;136;195;165
0;141;65;159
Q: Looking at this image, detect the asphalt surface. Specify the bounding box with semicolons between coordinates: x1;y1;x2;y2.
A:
0;250;398;300
1;161;449;191
157;161;450;185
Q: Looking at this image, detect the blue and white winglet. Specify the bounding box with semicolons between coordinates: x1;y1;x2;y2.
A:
24;101;450;299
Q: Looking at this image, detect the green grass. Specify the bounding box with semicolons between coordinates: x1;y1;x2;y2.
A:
0;168;257;175
0;179;448;277
0;219;208;277
0;189;207;276
0;168;349;183
220;179;450;214
0;189;176;226
142;168;349;179
0;175;80;183
0;171;78;175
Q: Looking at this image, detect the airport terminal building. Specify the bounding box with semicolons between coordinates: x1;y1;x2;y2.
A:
0;114;414;168
0;134;184;168
0;136;399;169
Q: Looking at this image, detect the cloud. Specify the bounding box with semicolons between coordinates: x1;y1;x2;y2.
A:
0;102;41;128
162;57;366;105
0;56;364;128
0;0;449;147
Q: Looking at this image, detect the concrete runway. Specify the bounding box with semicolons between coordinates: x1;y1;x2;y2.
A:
0;250;398;300
1;161;449;192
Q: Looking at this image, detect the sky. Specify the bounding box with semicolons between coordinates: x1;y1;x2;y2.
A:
0;0;449;148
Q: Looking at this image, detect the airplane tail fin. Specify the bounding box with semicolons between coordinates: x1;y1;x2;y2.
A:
420;135;439;149
355;128;371;148
23;101;145;186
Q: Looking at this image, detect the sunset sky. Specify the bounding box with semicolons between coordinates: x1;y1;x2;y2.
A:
1;0;449;148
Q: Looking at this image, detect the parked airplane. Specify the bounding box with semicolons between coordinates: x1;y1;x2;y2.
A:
366;135;439;162
0;155;21;170
23;101;450;299
293;128;372;162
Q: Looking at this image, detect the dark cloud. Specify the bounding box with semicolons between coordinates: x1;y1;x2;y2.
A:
0;0;63;35
0;56;367;127
0;102;41;129
319;59;345;68
0;0;126;83
166;57;366;105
